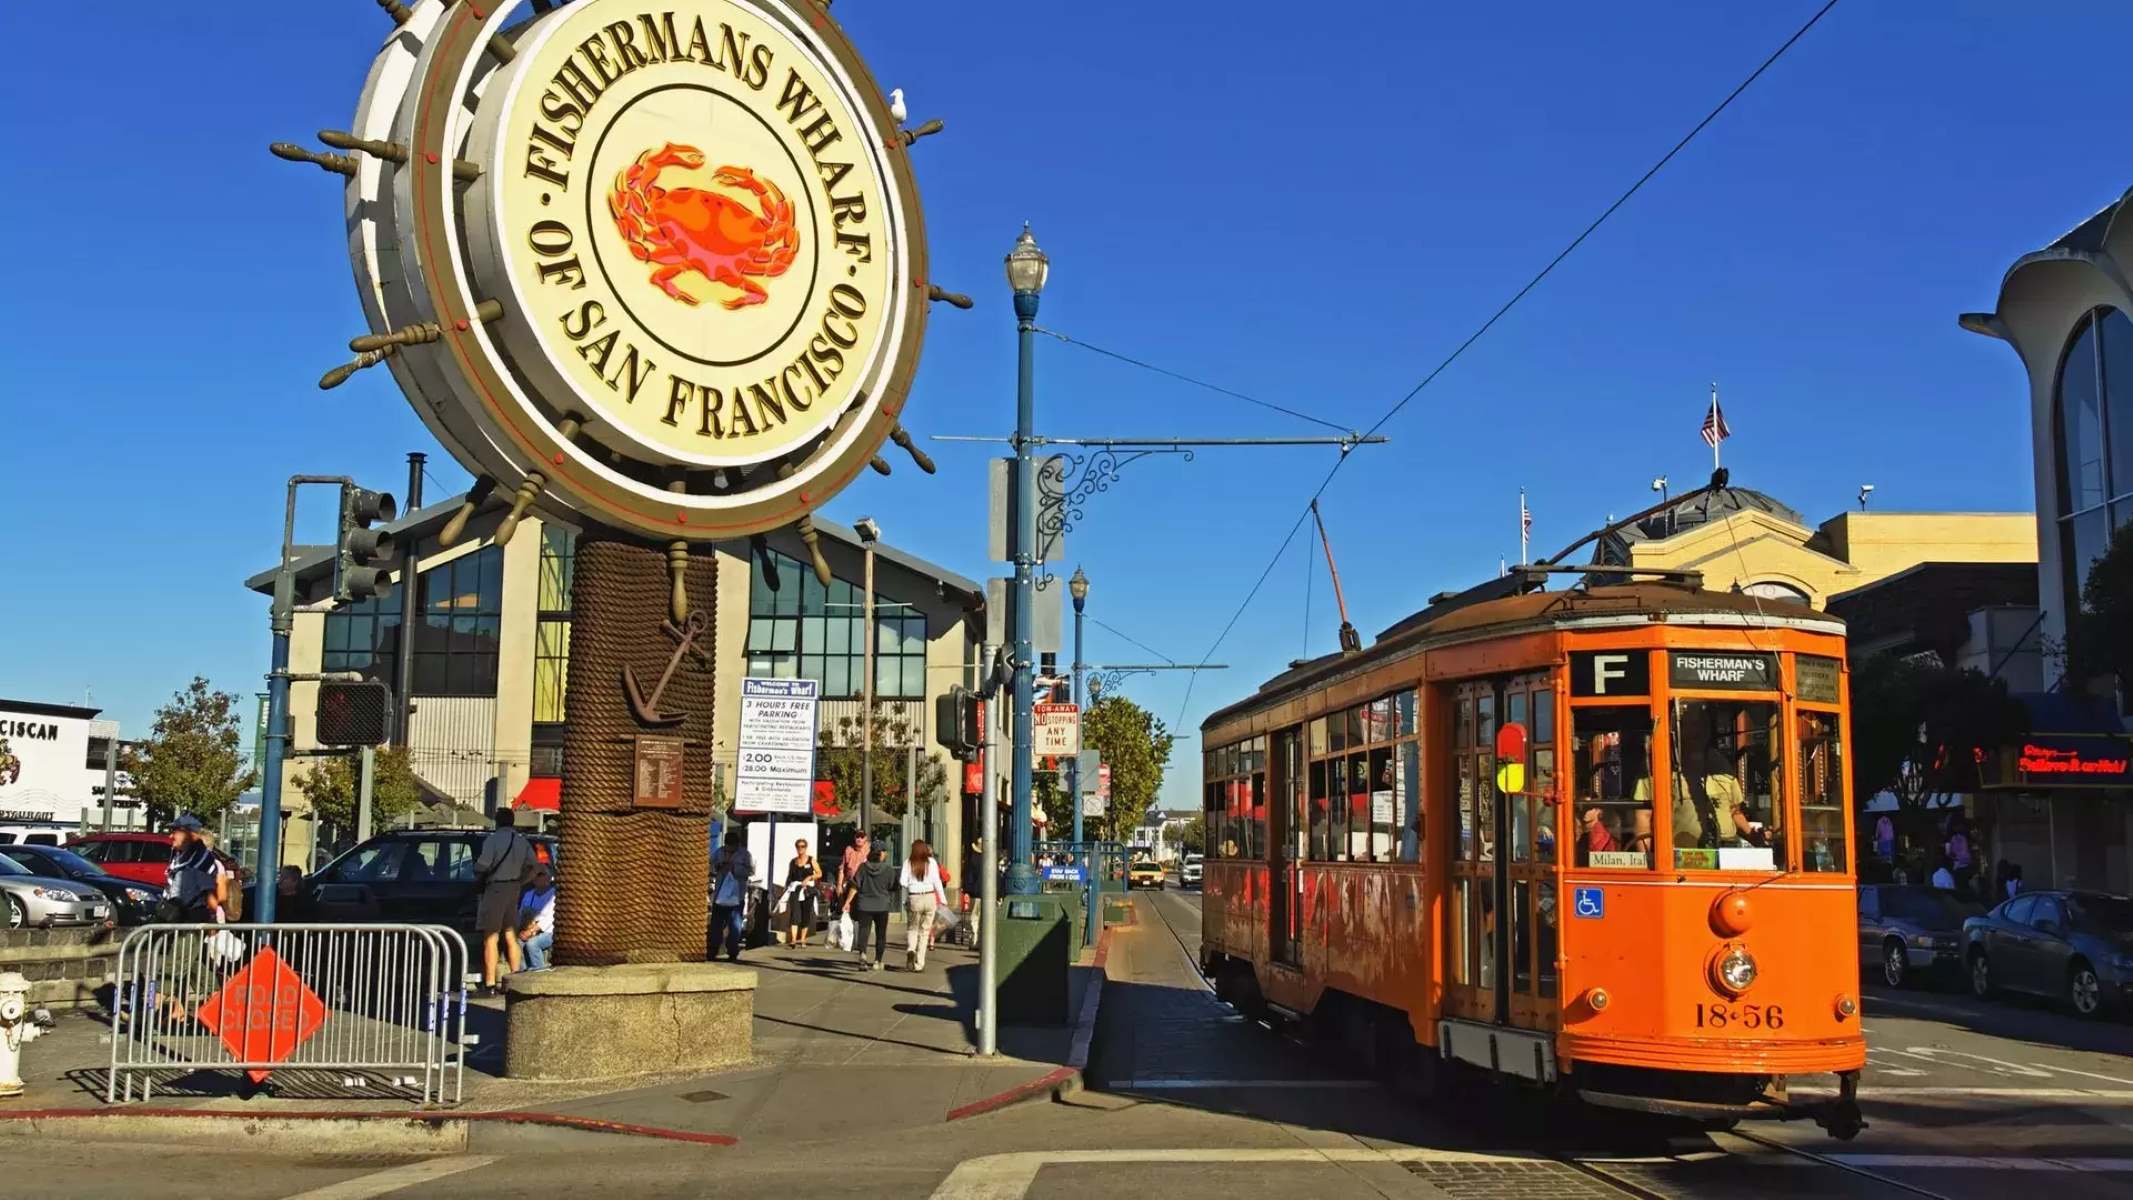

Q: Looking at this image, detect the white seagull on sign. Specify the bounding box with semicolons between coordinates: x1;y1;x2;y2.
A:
889;88;908;124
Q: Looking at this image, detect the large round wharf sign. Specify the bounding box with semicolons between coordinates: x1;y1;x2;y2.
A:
327;0;930;541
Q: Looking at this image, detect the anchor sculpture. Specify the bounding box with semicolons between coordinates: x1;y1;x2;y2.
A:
623;610;712;727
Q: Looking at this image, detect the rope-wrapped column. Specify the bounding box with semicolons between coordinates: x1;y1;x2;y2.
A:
554;536;719;965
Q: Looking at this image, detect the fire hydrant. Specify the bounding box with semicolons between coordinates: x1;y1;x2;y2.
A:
1;970;52;1099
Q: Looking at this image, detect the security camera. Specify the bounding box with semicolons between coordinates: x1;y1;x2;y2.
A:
854;517;881;544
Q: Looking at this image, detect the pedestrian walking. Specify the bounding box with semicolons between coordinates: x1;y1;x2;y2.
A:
782;838;823;949
158;814;230;925
838;831;870;903
473;808;533;994
842;845;897;970
2001;861;2025;901
899;839;948;971
516;864;557;971
710;828;755;962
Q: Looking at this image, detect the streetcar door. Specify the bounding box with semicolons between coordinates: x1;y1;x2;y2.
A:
1446;675;1558;1031
1270;728;1303;967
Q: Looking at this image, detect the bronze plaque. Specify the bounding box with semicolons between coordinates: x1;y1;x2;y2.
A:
1795;655;1841;705
633;736;686;810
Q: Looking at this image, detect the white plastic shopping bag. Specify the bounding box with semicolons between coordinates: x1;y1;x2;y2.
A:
833;912;854;951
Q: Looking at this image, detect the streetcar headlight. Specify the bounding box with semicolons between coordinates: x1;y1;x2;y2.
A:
1585;987;1611;1013
1712;944;1758;996
1834;993;1858;1020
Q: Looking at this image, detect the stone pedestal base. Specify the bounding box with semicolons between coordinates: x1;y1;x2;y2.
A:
503;962;756;1081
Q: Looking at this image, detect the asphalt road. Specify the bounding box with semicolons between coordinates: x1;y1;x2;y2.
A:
10;881;2130;1199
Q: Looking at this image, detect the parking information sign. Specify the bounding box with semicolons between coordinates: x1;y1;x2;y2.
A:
734;678;820;815
1034;703;1080;757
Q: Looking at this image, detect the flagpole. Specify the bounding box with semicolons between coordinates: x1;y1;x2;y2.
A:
1519;488;1529;566
1710;382;1721;472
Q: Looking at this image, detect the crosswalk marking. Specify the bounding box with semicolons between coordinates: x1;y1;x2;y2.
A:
279;1156;496;1200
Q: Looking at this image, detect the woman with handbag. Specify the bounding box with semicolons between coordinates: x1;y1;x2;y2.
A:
899;840;949;971
841;845;897;971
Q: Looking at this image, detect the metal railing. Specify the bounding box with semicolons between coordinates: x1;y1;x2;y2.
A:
109;923;469;1106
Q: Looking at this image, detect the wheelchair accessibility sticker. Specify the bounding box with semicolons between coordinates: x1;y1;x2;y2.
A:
1572;886;1605;920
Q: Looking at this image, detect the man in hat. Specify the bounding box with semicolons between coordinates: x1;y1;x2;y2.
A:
163;814;230;924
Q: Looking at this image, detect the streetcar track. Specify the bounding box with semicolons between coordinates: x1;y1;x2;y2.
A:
1147;885;1220;996
1719;1129;1958;1199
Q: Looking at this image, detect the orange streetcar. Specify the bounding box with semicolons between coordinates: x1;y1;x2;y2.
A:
1198;571;1865;1138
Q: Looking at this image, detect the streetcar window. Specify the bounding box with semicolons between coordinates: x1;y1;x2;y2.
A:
1797;711;1846;873
1508;691;1530;864
1533;689;1558;864
1308;717;1327;757
1366;697;1394;744
1572;708;1653;868
1512;879;1532;993
1345;754;1370;861
1308;758;1330;861
1367;746;1393;861
1343;706;1366;751
1249;769;1267;861
1397;739;1423;862
1669;700;1784;872
1328;752;1351;861
1536;881;1558;998
1396;689;1418;737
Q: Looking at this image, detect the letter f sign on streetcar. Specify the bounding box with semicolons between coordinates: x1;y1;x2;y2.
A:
1571;650;1649;697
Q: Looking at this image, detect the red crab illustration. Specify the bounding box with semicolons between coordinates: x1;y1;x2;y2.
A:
607;142;799;309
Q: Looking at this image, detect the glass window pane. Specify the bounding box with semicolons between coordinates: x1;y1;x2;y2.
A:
1308;718;1326;758
478;546;503;612
1328;710;1348;754
2061;317;2106;513
772;619;797;653
1342;707;1365;750
1573;707;1653;868
2105;310;2133;502
1537;882;1558;999
1309;759;1330;861
1669;699;1782;871
826;615;851;654
747;618;774;652
1399;740;1423;863
1329;754;1351;861
800;654;825;689
1798;711;1847;873
1397;690;1418;737
1368;746;1393;860
2068;509;2110;608
801;617;826;656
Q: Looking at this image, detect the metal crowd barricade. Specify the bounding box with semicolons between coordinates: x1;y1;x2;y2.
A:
108;923;469;1106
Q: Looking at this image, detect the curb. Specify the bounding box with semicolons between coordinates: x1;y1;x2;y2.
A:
945;923;1113;1122
0;1106;737;1152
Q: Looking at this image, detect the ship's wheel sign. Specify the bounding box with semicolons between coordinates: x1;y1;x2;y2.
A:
283;0;944;545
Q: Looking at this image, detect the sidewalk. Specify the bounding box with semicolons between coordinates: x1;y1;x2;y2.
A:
1;914;1106;1148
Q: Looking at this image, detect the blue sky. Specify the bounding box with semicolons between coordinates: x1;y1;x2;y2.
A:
2;2;2127;814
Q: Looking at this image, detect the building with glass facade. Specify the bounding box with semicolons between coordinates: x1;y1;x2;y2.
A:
1960;188;2133;893
246;497;985;872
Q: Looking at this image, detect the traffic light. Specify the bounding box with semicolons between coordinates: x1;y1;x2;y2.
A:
335;485;398;602
935;685;981;761
317;680;393;746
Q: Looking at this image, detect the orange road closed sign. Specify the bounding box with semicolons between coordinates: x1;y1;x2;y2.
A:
195;946;327;1084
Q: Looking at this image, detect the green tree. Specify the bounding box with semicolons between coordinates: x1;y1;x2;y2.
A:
1034;696;1176;843
2069;520;2133;694
1175;812;1206;856
291;746;425;833
1849;653;2027;811
815;709;949;825
124;677;257;826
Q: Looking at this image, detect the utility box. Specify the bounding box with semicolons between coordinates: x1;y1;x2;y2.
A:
995;894;1072;1024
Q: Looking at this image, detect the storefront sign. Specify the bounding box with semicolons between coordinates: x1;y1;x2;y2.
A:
2012;736;2133;787
1794;655;1841;705
327;0;930;541
1570;651;1649;698
1668;652;1778;692
0;720;60;742
733;677;819;813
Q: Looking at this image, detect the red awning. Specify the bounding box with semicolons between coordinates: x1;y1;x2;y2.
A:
516;777;561;812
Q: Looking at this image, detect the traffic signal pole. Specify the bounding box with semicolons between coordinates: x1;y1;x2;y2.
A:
258;475;394;923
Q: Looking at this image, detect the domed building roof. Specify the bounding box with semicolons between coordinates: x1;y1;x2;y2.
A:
1593;487;1805;566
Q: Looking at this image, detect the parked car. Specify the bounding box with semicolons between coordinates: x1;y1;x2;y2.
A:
295;828;560;944
1858;884;1980;988
65;831;240;890
1963;890;2133;1018
0;828;64;847
1127;859;1166;890
0;851;113;929
1180;854;1203;890
0;844;161;926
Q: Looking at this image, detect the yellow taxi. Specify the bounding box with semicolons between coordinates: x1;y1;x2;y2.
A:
1127;859;1167;890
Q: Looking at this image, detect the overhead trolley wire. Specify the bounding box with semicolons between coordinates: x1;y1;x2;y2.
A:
1169;0;1844;733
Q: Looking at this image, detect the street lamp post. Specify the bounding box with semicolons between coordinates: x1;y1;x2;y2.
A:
1005;224;1048;897
1068;567;1088;844
856;517;882;842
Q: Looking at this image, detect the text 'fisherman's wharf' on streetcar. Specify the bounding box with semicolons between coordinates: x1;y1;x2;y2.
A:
1196;568;1865;1139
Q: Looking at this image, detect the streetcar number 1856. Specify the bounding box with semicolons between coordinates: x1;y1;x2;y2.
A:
1693;1002;1784;1030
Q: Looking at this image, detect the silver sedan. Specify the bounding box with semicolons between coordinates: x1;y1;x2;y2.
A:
0;852;113;928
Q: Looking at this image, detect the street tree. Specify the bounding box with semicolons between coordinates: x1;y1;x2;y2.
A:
815;709;949;824
2069;520;2133;696
291;746;424;839
1849;653;2027;811
124;677;257;827
1034;696;1176;843
1175;813;1206;856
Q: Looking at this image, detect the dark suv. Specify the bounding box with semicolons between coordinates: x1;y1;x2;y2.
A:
294;829;560;944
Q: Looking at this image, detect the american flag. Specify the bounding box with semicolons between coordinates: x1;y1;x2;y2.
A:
1701;390;1732;448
